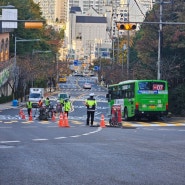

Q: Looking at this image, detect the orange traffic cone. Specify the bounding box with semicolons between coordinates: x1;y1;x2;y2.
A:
100;114;106;128
63;113;70;127
29;110;33;121
52;112;56;121
21;111;26;119
19;109;23;116
58;113;64;127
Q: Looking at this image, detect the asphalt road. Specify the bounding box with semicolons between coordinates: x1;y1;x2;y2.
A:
0;76;185;185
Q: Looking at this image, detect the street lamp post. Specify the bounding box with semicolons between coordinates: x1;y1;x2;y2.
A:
15;37;40;66
13;37;40;99
32;50;58;92
0;5;15;8
122;44;127;79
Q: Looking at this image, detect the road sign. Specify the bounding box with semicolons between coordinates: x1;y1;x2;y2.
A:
74;60;79;66
102;52;108;57
94;66;99;71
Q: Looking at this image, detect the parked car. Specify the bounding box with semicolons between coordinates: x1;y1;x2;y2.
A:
83;83;92;89
57;93;70;101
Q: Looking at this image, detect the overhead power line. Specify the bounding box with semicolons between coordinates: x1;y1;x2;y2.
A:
133;0;146;18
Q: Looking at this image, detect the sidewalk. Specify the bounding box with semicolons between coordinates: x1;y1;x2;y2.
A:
0;101;25;110
0;90;59;111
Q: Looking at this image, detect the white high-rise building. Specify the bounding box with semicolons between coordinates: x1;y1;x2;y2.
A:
33;0;55;22
33;0;68;23
66;7;109;61
69;0;104;15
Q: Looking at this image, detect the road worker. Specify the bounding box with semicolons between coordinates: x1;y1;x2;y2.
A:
45;97;50;107
85;93;97;126
38;100;43;108
63;98;71;117
26;100;32;117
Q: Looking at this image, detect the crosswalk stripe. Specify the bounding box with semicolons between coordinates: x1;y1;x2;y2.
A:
0;118;185;127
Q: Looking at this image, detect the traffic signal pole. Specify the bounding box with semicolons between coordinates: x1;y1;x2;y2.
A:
127;29;130;80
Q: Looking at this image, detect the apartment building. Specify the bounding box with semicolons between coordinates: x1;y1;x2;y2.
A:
69;0;104;15
65;6;111;61
33;0;68;23
33;0;55;22
55;0;68;23
33;0;153;61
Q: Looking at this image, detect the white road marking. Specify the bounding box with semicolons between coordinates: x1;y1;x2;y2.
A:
32;139;49;141
54;137;67;139
70;135;81;138
0;140;20;143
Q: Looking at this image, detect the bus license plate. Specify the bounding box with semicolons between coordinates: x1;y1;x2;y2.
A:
149;105;156;109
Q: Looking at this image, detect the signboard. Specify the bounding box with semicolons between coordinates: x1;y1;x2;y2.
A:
102;52;108;57
74;60;79;66
74;60;82;66
94;66;99;71
153;84;164;91
2;9;18;28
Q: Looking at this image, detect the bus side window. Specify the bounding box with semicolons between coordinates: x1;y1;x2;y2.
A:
117;90;121;99
129;91;131;98
128;91;131;98
121;90;124;98
125;92;128;98
131;91;134;98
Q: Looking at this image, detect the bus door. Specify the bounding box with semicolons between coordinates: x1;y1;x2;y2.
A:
123;91;135;118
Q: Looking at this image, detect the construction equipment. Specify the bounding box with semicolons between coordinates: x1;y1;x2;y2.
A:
109;104;122;127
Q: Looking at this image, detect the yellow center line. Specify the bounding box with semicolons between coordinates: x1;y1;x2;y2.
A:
39;121;50;124
137;122;151;126
122;122;134;127
157;122;168;126
173;123;184;126
4;122;13;124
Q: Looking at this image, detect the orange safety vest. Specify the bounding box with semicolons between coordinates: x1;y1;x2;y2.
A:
38;101;43;107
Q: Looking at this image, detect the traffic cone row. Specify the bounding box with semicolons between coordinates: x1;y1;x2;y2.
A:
19;109;26;119
19;109;23;116
52;112;56;121
100;114;106;128
58;113;70;127
21;111;26;119
58;113;64;127
63;113;70;127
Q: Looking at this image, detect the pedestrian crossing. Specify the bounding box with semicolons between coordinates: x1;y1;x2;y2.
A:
0;118;185;127
122;121;185;127
59;85;105;92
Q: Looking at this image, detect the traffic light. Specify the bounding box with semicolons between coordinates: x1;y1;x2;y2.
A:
117;23;136;30
24;22;43;29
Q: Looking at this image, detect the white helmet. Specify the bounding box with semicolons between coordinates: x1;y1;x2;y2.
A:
89;93;94;96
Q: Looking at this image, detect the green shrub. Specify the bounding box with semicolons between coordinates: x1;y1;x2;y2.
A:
169;84;185;116
0;95;13;104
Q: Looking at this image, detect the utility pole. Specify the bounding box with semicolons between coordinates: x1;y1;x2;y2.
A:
157;0;163;80
126;2;130;80
157;0;171;80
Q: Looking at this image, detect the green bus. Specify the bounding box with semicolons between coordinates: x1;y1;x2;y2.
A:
106;80;168;121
